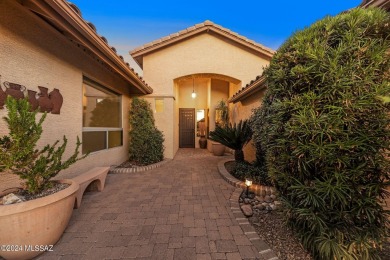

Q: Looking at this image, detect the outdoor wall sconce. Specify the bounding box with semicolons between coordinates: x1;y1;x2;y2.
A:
245;179;252;197
191;77;196;99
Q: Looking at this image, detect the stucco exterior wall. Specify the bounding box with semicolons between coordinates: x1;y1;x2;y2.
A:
0;0;132;178
210;79;230;126
231;90;266;162
142;33;270;158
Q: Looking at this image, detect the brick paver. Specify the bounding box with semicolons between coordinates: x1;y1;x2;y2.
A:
37;149;264;259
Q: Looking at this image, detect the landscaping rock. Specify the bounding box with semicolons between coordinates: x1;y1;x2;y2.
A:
270;194;277;200
269;204;277;211
241;204;253;217
264;195;272;203
255;196;264;202
254;204;265;210
244;198;250;204
2;193;24;205
274;200;282;210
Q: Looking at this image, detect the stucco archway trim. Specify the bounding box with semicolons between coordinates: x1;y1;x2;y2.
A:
174;73;241;85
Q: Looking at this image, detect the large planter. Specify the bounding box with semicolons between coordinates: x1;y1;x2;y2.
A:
0;179;79;260
212;142;226;156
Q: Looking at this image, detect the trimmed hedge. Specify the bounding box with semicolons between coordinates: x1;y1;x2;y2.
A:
252;8;390;259
128;97;164;165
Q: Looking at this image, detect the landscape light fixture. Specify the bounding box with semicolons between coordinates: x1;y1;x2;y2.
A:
191;77;196;99
245;179;252;197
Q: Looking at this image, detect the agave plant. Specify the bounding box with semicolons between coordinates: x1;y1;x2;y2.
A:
209;119;252;162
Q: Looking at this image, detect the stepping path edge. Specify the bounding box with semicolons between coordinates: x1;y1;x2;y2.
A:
217;159;277;197
220;158;279;260
109;158;172;174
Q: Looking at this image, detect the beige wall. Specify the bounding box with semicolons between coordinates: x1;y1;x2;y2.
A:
142;33;270;158
209;79;229;132
231;90;266;162
0;0;132;178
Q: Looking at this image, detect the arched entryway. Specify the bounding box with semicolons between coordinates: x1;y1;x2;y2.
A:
174;73;241;149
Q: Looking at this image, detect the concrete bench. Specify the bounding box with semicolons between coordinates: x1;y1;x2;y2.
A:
72;167;109;209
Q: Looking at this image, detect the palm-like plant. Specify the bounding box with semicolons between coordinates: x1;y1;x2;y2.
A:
209;119;252;162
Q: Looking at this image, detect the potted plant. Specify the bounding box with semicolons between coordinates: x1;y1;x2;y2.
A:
209;120;252;161
198;119;207;149
211;99;229;155
0;97;86;260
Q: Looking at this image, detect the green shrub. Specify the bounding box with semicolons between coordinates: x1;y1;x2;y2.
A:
215;99;229;127
0;97;86;194
250;107;268;171
252;8;390;259
128;97;164;165
232;161;271;186
209;120;252;162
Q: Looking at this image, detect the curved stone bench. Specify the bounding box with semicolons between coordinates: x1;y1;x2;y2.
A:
72;167;109;209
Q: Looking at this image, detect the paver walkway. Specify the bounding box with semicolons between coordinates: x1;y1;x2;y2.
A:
38;149;263;260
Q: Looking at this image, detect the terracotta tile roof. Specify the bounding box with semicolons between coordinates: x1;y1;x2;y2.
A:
65;1;152;94
228;75;266;103
23;0;152;94
130;20;276;68
360;0;390;10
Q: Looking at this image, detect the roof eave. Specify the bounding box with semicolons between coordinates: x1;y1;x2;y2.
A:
130;24;275;66
23;0;152;94
229;76;267;103
360;0;390;10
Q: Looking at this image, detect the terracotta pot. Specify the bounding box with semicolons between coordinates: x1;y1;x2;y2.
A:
0;179;79;260
49;88;63;114
212;142;225;156
199;136;207;149
4;82;25;100
38;86;53;113
27;90;39;111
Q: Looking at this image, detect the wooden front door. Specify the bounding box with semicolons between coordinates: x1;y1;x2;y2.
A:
179;108;195;148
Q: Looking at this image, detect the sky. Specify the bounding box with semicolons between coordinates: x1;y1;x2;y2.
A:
70;0;362;75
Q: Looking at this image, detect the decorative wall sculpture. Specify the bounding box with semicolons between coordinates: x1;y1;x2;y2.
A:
0;84;6;109
49;88;63;114
38;86;53;113
4;82;25;100
27;90;39;111
0;80;63;114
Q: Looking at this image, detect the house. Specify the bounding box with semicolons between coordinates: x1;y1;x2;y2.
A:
130;21;274;159
0;0;152;184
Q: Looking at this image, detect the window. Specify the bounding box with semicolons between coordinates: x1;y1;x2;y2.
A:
82;77;122;153
155;98;164;113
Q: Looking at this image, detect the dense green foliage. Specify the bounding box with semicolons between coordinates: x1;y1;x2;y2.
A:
0;97;86;194
209;120;252;162
232;161;271;186
215;99;229;127
128;97;164;165
252;8;390;259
